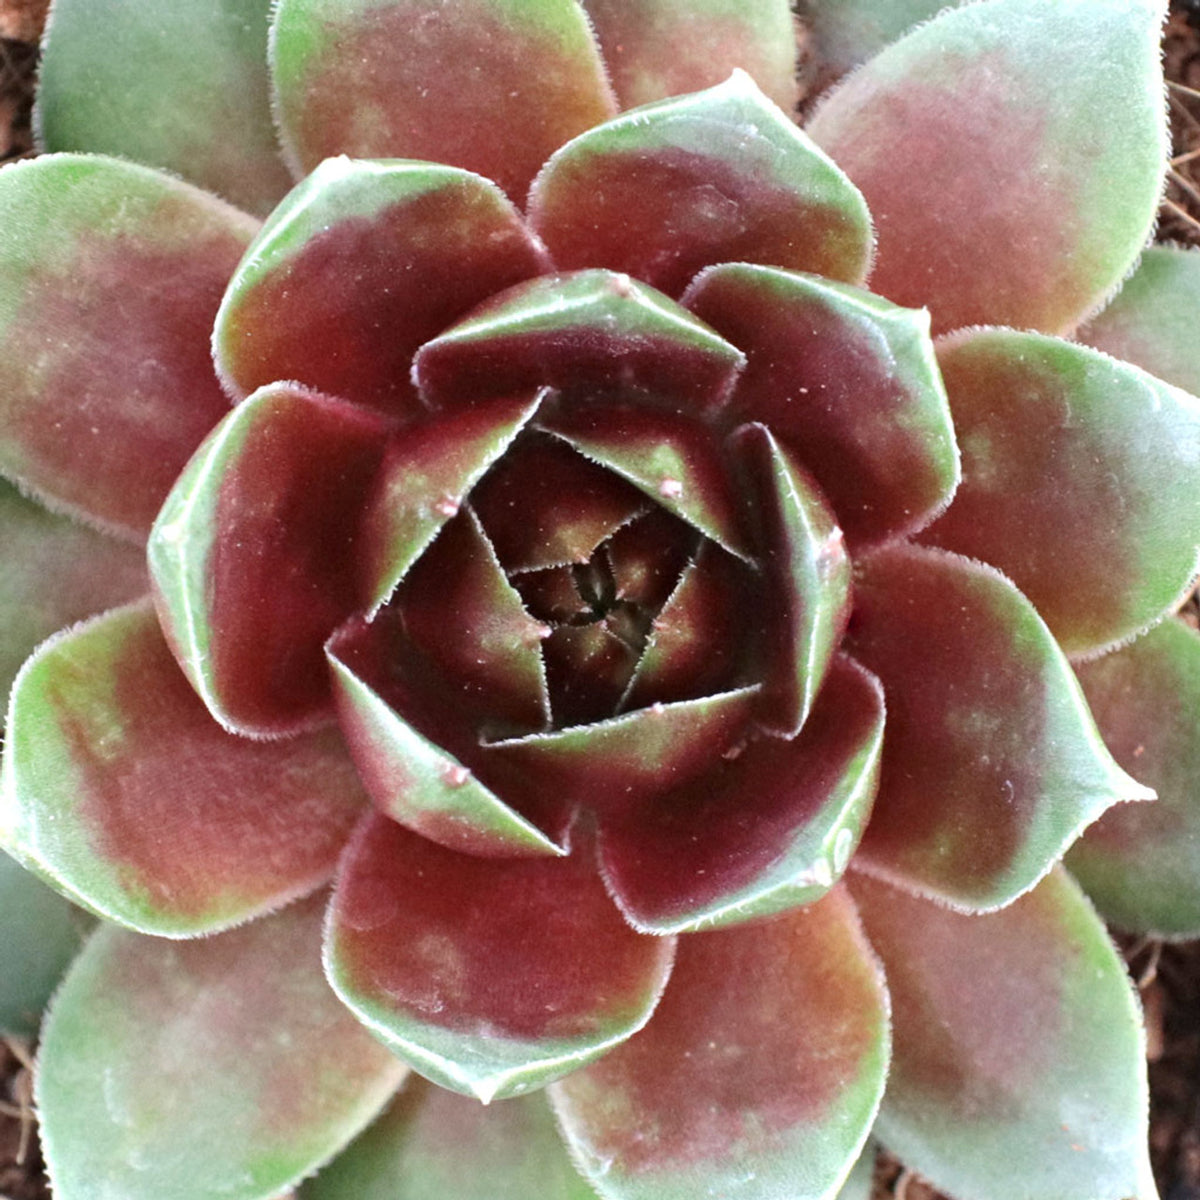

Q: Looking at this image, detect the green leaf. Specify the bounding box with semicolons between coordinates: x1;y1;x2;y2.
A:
37;895;408;1200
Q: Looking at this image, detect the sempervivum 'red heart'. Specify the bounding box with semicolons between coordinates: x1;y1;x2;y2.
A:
1;1;1200;1199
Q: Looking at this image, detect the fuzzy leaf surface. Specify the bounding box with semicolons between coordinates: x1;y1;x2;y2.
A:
806;0;1168;335
0;602;366;936
326;812;674;1103
924;329;1200;655
852;869;1155;1200
214;157;548;416
271;0;616;201
37;895;407;1200
529;72;871;298
581;0;796;112
1067;619;1200;937
598;655;883;933
684;263;958;547
0;155;256;539
302;1083;595;1200
36;0;291;215
1077;245;1200;396
848;544;1150;910
551;886;888;1200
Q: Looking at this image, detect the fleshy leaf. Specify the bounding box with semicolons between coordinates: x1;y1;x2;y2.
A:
485;686;758;815
851;868;1156;1200
734;424;851;737
848;543;1151;911
0;154;257;539
923;329;1200;656
684;263;958;547
0;602;366;936
149;383;391;738
834;1146;877;1200
529;71;872;298
394;508;550;734
326;812;675;1103
1066;619;1200;938
37;895;408;1200
599;655;883;934
1077;244;1200;396
806;0;1168;335
327;614;566;858
543;622;640;729
270;0;617;201
360;394;541;615
213;157;549;416
302;1082;595;1200
0;853;88;1037
36;0;291;215
581;0;797;112
415;270;746;412
551;886;888;1200
0;480;147;700
542;399;750;558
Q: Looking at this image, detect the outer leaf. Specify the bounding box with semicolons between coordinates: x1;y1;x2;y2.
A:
1066;619;1200;937
851;869;1156;1200
36;0;291;215
848;543;1151;911
598;655;883;934
581;0;797;112
302;1083;596;1200
806;0;1168;335
326;812;675;1103
149;383;392;738
0;154;256;539
734;424;850;736
0;852;88;1037
924;329;1200;656
834;1146;876;1200
684;263;958;547
270;0;617;201
0;480;147;700
551;886;889;1200
0;602;366;936
214;157;549;416
1077;244;1200;396
529;72;872;298
37;895;408;1200
415;270;746;412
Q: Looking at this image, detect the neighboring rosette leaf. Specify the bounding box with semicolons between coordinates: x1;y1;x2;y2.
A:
581;0;797;112
848;544;1152;911
0;480;147;699
529;72;872;298
0;602;366;937
1067;619;1200;938
851;869;1156;1200
924;329;1200;656
0;154;257;539
149;383;392;737
598;656;883;934
415;270;746;412
36;0;292;215
37;896;408;1200
325;813;675;1103
1077;244;1200;396
213;157;549;415
0;853;88;1036
806;0;1168;335
270;0;617;201
684;263;958;547
302;1083;595;1200
551;886;889;1200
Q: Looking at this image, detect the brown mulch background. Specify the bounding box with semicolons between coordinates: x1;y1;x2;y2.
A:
4;4;1200;1199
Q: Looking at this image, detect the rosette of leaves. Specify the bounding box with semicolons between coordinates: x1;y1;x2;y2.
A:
1;2;1198;1199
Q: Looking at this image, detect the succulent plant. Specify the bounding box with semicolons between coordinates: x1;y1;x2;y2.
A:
1;1;1199;1198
